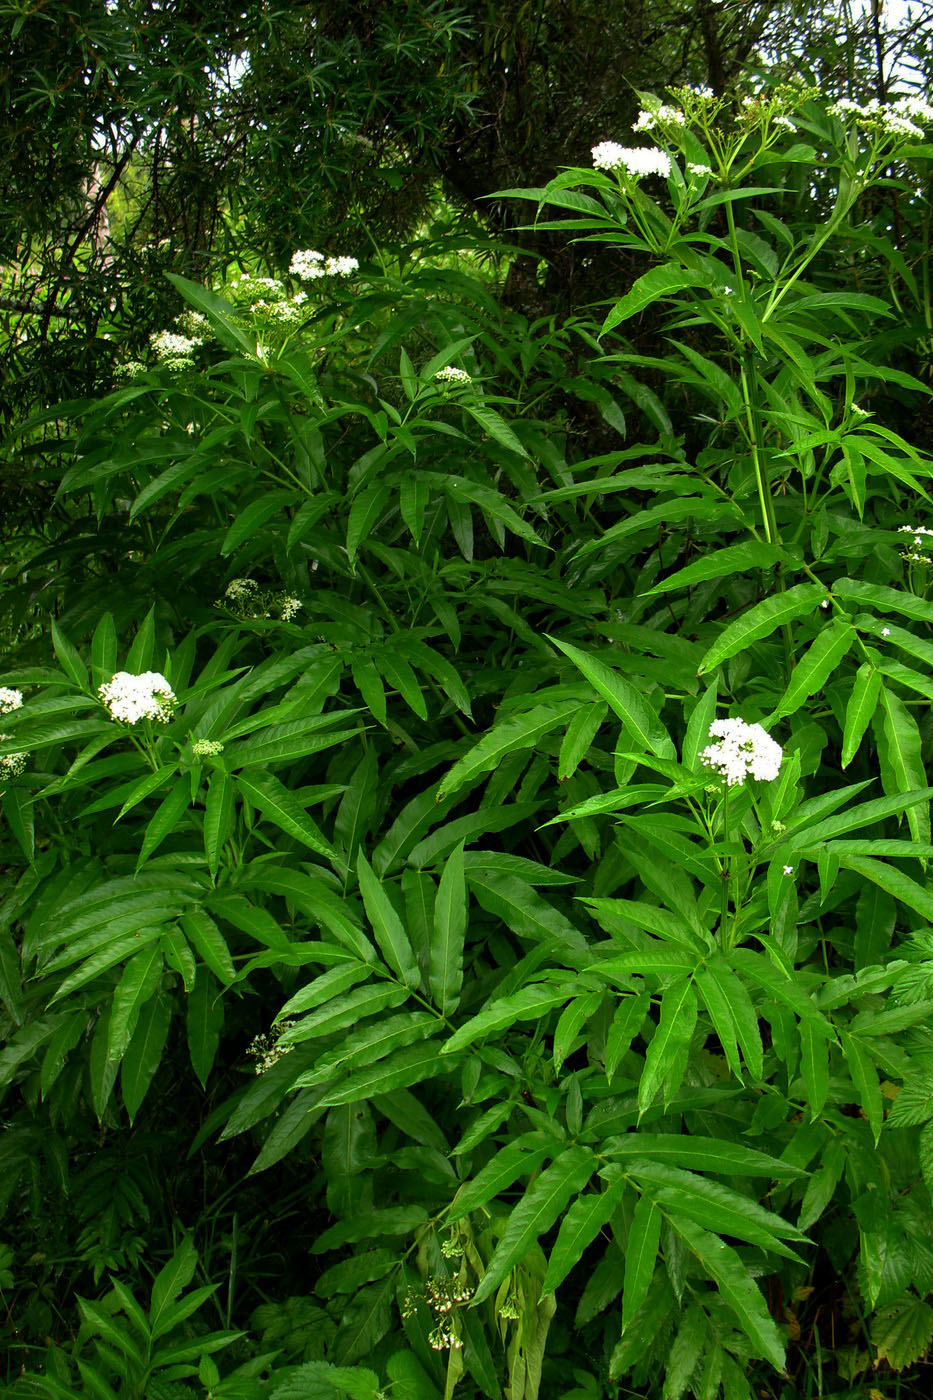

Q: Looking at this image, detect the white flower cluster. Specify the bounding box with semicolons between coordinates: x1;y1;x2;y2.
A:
700;718;783;786
289;249;359;280
150;329;202;363
230;274;286;303
99;671;176;725
592;142;672;179
0;687;23;715
898;524;933;564
192;738;224;757
0;741;26;780
687;162;713;178
634;103;685;132
434;365;472;386
225;578;260;602
280;596;302;621
773;114;795;131
247;1024;294;1073
828;94;933;139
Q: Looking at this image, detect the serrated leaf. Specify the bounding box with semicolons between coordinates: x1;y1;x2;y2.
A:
316;1041;446;1107
442;981;581;1055
293;1012;435;1089
771;621;854;720
449;1134;554;1221
237;768;339;862
638;979;697;1112
430;841;466;1014
471;1146;596;1303
549;637;674;759
697;584;825;675
645;542;787;597
356;852;420;989
137;777;190;869
840;1030;882;1145
541;1169;626;1296
187;967;223;1088
669;1214;785;1369
121;992;171;1123
603;266;705;333
622;1194;662;1328
437;700;577;800
604;1133;801;1177
876;687;929;845
842;663;882;768
872;1295;933;1372
107;945;163;1063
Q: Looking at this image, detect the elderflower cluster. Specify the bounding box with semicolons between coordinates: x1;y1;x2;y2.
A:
592;142;672;179
289;249;359;280
633;103;685;132
687;161;713;178
0;688;23;715
247;1024;294;1074
828;94;933;139
99;672;177;725
150;329;202;369
224;578;259;603
220;579;303;622
434;365;472;386
280;596;302;621
898;524;933;564
0;740;26;779
700;718;783;786
192;738;224;757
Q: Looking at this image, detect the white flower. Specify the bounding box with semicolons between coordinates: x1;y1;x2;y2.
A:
700;718;783;786
289;250;358;280
150;330;202;361
99;671;177;725
773;115;795;130
280;596;302;621
592;142;672;179
192;738;224;757
434;365;472;386
324;255;359;277
0;687;23;715
0;745;26;779
783;865;794;876
687;162;712;177
634;104;685;132
881;627;891;637
820;598;831;609
224;578;259;602
898;524;933;563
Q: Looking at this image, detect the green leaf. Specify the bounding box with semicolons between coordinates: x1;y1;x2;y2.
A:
237;769;339;862
771;621;854;720
553;989;603;1074
638;979;697;1112
357;852;421;989
603;1134;801;1178
221;489;293;556
315;1042;446;1108
839;854;933;923
603;266;705;333
107;945;163;1063
149;1236;199;1332
462;403;529;459
549;637;675;759
605;992;650;1083
631;1160;806;1258
187;968;223;1089
664;1304;707;1400
450;1134;555;1222
293;1012;436;1089
180;908;235;985
90;613;117;686
558;701;607;780
683;682;718;772
471;1146;596;1303
644;542;788;597
437;700;577;800
834;577;933;625
137;777;190;869
840;1030;882;1146
842;663;881;768
51;619;88;690
541;1168;626;1296
668;1214;786;1369
872;1295;933;1372
697;584;825;675
430;842;466;1014
875;687;929;845
121;992;171;1123
442;981;582;1055
166;272;257;355
204;770;234;876
622;1195;662;1329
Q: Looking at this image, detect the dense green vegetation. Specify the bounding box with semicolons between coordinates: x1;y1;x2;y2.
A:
3;4;933;1399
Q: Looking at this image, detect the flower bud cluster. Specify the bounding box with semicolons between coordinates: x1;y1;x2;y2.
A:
247;1022;295;1074
99;672;177;725
0;688;23;715
192;738;224;757
149;329;203;370
0;743;26;779
434;366;472;387
220;579;302;622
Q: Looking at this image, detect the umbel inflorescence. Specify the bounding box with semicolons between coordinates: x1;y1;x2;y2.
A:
700;718;783;786
98;672;177;725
